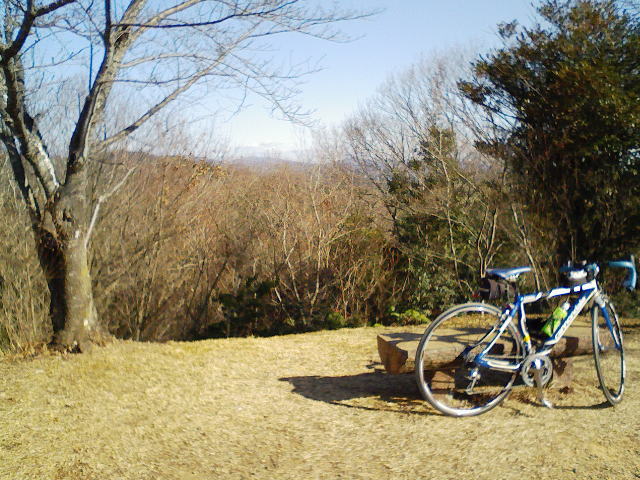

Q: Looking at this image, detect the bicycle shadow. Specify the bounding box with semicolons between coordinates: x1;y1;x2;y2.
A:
553;402;610;410
281;367;613;415
508;389;610;411
280;367;437;416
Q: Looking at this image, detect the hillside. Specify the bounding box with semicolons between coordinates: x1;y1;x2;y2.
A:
1;325;639;479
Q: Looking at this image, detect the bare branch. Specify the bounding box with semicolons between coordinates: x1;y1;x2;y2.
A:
85;166;135;248
95;67;215;151
0;121;41;224
36;0;76;17
0;0;75;62
67;0;147;171
1;59;60;198
118;0;298;30
119;52;208;69
104;0;111;33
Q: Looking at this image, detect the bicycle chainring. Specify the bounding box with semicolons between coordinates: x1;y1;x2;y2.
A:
521;353;553;387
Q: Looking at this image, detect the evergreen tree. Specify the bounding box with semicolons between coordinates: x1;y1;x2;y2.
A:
460;0;640;262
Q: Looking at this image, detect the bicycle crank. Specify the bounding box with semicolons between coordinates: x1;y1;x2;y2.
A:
521;354;554;408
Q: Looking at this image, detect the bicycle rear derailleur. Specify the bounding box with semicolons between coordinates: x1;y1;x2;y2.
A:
521;353;554;408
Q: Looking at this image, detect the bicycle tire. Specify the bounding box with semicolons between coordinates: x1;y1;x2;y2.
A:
415;302;523;417
592;298;625;405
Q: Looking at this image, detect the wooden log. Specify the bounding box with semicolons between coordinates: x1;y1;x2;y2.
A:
550;357;573;388
378;324;594;375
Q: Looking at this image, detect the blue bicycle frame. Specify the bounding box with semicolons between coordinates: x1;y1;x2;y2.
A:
471;278;614;373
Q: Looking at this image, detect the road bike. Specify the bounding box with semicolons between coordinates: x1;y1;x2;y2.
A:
414;258;636;417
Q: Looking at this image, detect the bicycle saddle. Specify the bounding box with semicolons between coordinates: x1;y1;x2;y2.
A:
486;266;532;282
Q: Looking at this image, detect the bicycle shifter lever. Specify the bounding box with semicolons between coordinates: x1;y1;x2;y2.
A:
533;368;553;409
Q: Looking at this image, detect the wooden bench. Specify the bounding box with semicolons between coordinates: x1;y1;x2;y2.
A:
377;324;596;388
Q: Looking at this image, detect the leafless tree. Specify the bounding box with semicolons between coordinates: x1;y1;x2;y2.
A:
343;53;504;294
0;0;368;351
619;0;640;17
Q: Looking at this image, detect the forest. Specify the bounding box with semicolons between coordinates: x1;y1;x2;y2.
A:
1;0;639;353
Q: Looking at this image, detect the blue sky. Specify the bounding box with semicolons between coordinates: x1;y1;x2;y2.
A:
220;0;538;155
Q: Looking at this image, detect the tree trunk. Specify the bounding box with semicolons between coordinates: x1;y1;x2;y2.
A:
58;235;99;351
37;225;100;352
36;164;102;352
36;229;66;334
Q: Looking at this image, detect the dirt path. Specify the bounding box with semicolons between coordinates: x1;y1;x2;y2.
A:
1;325;639;479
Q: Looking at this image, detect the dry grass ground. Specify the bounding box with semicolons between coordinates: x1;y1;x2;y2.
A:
1;323;639;480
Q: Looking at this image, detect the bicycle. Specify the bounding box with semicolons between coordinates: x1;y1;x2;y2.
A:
414;258;637;417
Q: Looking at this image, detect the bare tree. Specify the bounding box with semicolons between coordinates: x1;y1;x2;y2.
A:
0;0;367;351
343;54;504;294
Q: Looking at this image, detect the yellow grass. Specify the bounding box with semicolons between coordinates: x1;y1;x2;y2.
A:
1;324;639;479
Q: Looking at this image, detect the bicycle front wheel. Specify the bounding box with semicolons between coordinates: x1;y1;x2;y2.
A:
415;303;523;417
592;298;625;405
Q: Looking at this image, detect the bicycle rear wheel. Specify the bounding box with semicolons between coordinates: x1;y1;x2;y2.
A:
415;303;523;417
592;298;625;405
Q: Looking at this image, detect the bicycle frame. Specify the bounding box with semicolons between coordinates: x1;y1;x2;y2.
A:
472;279;606;373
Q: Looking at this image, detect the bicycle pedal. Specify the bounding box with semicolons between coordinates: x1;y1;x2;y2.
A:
539;396;554;409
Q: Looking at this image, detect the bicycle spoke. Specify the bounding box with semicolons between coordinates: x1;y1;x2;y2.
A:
415;303;522;417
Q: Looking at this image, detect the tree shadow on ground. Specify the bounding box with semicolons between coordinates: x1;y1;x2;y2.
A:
280;367;438;416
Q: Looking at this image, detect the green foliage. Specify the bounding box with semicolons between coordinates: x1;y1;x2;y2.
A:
402;259;463;316
382;126;483;315
324;311;347;330
388;305;430;325
609;290;640;318
218;277;277;337
461;0;640;262
601;258;640;317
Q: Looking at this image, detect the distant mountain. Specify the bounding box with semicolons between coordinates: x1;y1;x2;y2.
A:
224;156;315;173
225;145;315;171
